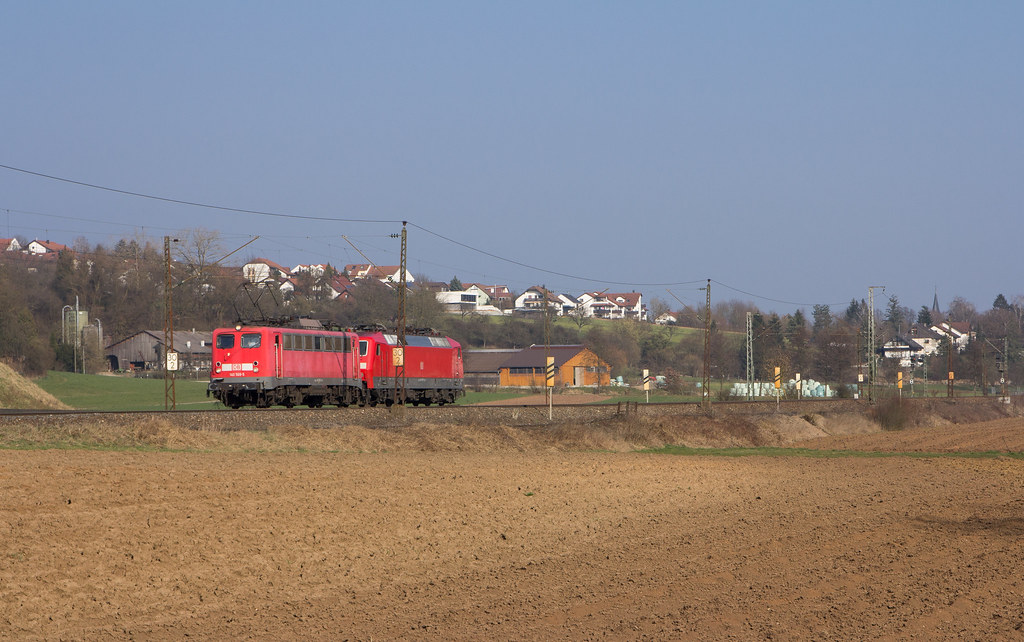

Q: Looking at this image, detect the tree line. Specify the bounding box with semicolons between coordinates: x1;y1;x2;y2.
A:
0;233;1021;393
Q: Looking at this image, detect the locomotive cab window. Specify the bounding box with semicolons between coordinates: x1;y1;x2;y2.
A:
240;333;261;349
216;334;235;349
359;340;368;357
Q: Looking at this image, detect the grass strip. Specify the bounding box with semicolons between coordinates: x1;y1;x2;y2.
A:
642;445;1024;459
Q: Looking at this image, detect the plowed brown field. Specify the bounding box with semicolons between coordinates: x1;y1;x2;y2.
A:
2;415;1024;639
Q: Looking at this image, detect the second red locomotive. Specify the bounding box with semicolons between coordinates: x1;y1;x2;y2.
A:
356;327;464;407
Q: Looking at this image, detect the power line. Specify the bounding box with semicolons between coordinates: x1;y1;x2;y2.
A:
2;162;868;300
0;163;402;224
408;222;706;287
711;279;850;308
2;162;712;288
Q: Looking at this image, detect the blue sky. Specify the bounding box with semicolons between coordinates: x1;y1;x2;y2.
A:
2;2;1021;314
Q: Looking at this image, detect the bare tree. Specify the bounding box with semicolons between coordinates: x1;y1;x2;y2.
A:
175;227;224;287
946;296;977;325
567;302;591;336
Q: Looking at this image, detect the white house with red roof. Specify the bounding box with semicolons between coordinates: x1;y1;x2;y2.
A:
515;286;567;314
0;238;21;252
242;258;291;283
577;291;646;320
27;239;70;255
465;283;513;309
930;321;974;352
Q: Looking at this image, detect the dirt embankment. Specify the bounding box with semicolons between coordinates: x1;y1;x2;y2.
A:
0;363;67;410
1;397;1022;454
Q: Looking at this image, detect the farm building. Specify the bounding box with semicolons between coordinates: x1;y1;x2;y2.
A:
106;330;213;373
463;349;518;388
498;345;610;388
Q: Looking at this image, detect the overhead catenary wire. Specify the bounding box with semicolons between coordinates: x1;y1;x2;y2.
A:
2;162;714;288
4;162;856;302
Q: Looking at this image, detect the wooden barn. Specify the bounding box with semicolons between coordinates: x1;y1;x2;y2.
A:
498;345;610;388
105;330;213;373
463;349;519;388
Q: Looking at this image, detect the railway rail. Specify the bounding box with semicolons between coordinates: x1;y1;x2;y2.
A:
3;396;995;423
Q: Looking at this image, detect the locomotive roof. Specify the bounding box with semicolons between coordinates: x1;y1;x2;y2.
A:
368;333;455;348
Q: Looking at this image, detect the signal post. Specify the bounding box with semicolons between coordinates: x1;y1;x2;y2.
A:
546;356;555;420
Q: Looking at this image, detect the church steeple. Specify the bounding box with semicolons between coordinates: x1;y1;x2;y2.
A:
932;288;940;314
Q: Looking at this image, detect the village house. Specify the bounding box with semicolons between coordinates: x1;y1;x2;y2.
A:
435;285;505;315
881;322;976;367
242;258;291;284
931;321;973;352
465;284;514;309
514;287;576;315
577;291;646;321
0;238;22;252
27;239;70;255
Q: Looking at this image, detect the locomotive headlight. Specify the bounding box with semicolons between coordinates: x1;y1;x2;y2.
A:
253;360;259;373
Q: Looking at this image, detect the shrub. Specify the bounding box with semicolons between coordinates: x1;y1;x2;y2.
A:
869;398;918;431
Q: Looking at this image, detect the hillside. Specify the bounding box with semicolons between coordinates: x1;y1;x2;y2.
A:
0;361;70;410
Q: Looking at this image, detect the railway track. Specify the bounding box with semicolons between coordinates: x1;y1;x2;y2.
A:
0;396;1004;429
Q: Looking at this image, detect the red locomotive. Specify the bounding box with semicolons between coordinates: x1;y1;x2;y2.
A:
208;322;362;408
208;320;463;409
356;326;464;406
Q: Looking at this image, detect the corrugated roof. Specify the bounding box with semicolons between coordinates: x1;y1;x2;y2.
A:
499;345;591;369
463;349;519;374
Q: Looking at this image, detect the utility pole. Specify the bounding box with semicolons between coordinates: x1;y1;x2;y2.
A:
392;223;408;406
746;311;754;401
163;236;178;410
702;279;711;411
867;286;884;402
74;296;80;374
544;284;552;416
947;334;955;398
1003;337;1008;400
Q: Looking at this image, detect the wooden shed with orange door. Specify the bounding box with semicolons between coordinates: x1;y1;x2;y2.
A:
498;345;611;388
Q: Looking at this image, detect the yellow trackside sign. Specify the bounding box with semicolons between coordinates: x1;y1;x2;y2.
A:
774;366;781;390
546;356;555;387
642;369;651;391
392;347;404;367
898;372;903;389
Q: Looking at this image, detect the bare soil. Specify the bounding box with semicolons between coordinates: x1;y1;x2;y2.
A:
2;415;1024;639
